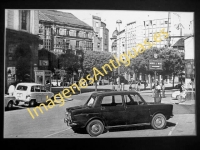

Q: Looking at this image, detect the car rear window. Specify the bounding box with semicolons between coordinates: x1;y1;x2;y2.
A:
16;85;28;91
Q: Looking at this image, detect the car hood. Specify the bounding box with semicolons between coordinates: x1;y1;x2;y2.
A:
66;105;89;112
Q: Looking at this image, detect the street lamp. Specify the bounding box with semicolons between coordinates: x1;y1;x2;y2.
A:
116;20;122;88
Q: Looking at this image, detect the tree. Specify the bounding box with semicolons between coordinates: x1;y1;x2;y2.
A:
14;43;32;81
38;48;58;72
58;50;83;83
83;50;112;91
159;48;185;87
128;47;185;87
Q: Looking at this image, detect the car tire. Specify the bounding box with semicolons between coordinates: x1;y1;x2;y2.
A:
7;101;14;110
86;119;104;137
15;101;19;106
29;99;36;107
151;113;167;130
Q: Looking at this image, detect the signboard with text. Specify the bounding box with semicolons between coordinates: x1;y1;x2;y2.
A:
149;59;163;71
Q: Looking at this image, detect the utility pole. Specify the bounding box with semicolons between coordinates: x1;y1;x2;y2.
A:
116;20;122;89
167;12;171;47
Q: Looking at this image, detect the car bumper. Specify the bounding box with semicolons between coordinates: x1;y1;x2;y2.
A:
64;118;77;126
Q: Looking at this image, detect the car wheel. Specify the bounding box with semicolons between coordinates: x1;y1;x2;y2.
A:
7;101;14;110
15;101;19;106
86;119;104;137
151;113;166;130
29;100;36;107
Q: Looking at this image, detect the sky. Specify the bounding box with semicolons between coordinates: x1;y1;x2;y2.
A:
58;9;194;51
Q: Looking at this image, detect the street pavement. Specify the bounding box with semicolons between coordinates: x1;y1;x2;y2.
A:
4;84;196;138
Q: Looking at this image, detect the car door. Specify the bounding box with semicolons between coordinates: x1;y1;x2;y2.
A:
124;94;151;125
40;86;48;103
100;95;127;126
33;85;42;103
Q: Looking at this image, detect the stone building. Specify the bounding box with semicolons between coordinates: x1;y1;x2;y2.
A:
5;9;41;91
83;15;109;52
38;10;94;55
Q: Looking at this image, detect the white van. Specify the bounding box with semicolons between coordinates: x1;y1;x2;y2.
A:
13;83;54;107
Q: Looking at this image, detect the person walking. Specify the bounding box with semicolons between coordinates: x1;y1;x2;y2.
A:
179;83;186;103
8;83;15;96
155;81;162;103
161;80;165;98
137;80;141;91
152;82;155;97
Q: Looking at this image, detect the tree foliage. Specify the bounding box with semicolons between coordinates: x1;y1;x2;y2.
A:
14;43;32;81
58;50;84;74
38;48;58;72
83;50;112;76
128;47;185;84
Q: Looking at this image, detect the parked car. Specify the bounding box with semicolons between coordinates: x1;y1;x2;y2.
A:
64;91;173;137
171;91;181;99
13;83;54;107
51;80;61;87
175;84;182;89
4;94;16;110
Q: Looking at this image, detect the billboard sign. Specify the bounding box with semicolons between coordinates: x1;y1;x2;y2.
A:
149;59;163;71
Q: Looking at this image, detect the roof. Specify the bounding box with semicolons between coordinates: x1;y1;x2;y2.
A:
16;83;42;86
111;28;118;38
39;10;93;30
91;90;138;96
172;38;184;47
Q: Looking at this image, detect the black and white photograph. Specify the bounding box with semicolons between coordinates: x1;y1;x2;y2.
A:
4;9;195;138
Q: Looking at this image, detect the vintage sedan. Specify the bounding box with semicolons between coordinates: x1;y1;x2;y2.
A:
64;91;173;137
13;83;54;107
4;94;16;110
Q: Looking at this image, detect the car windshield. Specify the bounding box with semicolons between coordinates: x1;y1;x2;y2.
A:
85;95;96;107
16;85;28;91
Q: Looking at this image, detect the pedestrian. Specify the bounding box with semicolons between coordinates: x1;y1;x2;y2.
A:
144;80;148;90
8;83;15;96
179;83;186;103
137;80;141;91
152;82;155;97
155;81;162;103
161;80;165;98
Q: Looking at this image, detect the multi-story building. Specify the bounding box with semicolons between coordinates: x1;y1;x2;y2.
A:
110;28;118;56
5;9;41;90
38;10;94;55
84;15;109;52
125;18;172;51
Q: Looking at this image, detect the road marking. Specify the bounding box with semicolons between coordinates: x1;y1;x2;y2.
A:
43;127;71;138
168;122;178;136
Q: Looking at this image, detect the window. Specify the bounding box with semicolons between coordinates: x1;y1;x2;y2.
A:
101;96;112;105
17;85;28;91
101;95;123;106
76;41;79;47
76;31;79;37
20;10;30;31
96;22;99;27
66;30;69;36
86;96;96;107
130;94;144;105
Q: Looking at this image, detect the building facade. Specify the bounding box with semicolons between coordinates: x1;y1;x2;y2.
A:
110;28;118;56
38;10;94;55
5;9;41;91
92;16;109;52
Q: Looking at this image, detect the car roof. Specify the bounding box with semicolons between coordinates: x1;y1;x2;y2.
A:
16;83;42;86
91;90;139;96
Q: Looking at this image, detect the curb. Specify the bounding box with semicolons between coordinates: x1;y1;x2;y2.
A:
171;100;195;105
